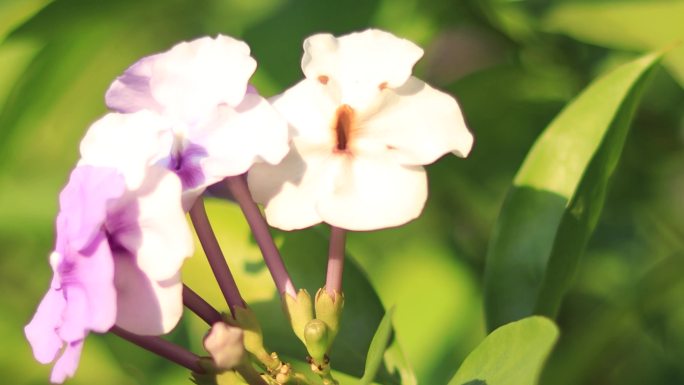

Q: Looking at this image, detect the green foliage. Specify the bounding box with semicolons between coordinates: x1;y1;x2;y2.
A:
359;307;395;385
2;1;684;385
544;0;684;87
484;52;661;330
448;316;559;385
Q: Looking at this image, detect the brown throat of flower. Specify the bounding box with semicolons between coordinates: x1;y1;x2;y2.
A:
333;104;355;153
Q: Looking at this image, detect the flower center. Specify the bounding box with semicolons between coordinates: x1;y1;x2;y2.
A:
333;104;355;152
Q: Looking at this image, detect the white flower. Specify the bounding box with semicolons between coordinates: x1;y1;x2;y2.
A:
102;35;289;209
248;29;474;231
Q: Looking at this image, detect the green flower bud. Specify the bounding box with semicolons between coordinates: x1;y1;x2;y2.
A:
315;288;344;344
304;319;329;364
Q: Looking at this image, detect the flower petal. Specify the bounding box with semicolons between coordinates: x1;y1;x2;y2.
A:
105;54;163;113
108;166;192;281
74;233;117;333
316;153;428;231
79;112;173;189
302;29;423;110
56;166;125;253
197;92;290;184
149;35;256;120
56;285;87;343
269;79;338;145
358;77;474;165
50;340;84;384
113;252;183;335
248;141;338;230
25;277;66;364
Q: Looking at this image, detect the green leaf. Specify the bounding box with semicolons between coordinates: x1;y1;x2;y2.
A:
0;0;52;44
448;316;559;385
483;52;662;330
359;307;395;385
543;1;684;87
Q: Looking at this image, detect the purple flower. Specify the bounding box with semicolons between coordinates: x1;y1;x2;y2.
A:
25;164;193;383
100;35;289;209
25;166;123;383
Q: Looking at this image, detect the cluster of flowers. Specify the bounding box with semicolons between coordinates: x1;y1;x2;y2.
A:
24;29;473;383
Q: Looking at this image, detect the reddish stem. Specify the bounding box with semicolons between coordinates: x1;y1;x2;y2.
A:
225;175;297;298
189;199;245;315
326;226;346;296
110;326;204;373
183;284;222;325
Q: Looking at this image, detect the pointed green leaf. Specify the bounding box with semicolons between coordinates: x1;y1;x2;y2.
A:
359;307;395;385
0;0;52;44
544;1;684;87
448;316;558;385
484;52;662;329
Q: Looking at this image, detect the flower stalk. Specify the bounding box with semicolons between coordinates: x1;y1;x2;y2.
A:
225;175;297;298
326;226;346;297
110;326;204;373
183;284;223;325
189;199;246;315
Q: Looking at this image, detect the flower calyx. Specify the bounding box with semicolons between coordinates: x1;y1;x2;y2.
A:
282;289;314;344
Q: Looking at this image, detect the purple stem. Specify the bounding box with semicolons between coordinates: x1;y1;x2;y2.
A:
110;326;204;373
189;199;246;315
183;284;223;325
326;226;346;296
225;175;297;298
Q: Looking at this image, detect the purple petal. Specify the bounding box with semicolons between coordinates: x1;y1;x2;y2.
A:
107;166;192;282
76;233;117;332
169;142;208;190
50;340;84;384
56;166;126;254
105;54;163;113
56;285;88;343
25;280;66;364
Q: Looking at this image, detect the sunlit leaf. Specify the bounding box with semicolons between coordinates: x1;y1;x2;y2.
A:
544;1;684;87
0;0;52;44
448;316;558;385
484;52;662;329
359;307;395;385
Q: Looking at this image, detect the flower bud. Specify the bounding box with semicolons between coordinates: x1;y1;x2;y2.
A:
203;322;245;371
304;319;329;364
315;288;344;344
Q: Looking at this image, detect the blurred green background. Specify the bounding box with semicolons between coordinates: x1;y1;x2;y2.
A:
1;0;683;384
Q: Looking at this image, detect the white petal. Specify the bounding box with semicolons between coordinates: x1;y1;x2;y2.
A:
248;141;339;231
195;92;290;184
150;35;256;120
79;111;173;189
113;252;183;335
316;153;428;231
358;77;473;165
302;29;423;110
270;79;338;145
108;166;193;281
